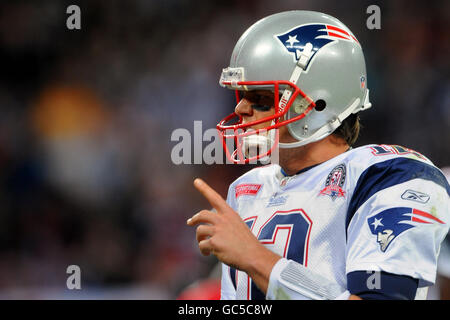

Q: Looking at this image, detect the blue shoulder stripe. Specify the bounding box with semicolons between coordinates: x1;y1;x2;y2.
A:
346;157;450;232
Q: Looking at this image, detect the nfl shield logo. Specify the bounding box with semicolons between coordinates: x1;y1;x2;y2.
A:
360;76;366;89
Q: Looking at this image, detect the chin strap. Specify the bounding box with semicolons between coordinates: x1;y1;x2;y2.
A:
278;43;314;113
278;97;362;149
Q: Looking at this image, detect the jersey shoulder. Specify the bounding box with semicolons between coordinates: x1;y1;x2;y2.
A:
343;144;449;193
344;144;434;169
229;164;280;188
343;144;449;201
226;164;280;206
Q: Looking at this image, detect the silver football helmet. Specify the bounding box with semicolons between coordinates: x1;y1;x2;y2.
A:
217;10;371;163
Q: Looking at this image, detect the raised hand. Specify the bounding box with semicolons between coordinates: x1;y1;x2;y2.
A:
187;178;280;293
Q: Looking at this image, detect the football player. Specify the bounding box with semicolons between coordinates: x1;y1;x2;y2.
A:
187;11;450;300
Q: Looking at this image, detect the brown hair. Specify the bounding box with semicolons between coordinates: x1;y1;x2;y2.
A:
332;113;361;146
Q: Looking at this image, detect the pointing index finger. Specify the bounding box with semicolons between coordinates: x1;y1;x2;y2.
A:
194;178;228;212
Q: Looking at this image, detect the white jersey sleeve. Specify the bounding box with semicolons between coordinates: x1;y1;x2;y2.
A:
346;154;450;287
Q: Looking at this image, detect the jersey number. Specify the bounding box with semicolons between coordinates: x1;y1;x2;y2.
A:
370;144;426;160
230;208;312;300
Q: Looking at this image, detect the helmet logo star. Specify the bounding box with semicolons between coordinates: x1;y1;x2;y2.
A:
285;35;299;47
371;217;384;230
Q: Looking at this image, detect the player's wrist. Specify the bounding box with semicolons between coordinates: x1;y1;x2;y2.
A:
244;246;282;294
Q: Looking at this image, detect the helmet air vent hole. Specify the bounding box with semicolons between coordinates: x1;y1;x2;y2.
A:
315;99;326;112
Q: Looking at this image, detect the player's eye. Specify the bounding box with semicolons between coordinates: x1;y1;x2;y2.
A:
242;91;277;111
251;104;272;112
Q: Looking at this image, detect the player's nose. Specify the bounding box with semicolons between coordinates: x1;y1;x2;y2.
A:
234;98;253;118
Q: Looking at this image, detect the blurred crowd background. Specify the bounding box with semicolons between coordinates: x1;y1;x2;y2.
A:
0;0;448;299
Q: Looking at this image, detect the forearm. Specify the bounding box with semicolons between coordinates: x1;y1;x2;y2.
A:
244;246;282;294
238;246;361;300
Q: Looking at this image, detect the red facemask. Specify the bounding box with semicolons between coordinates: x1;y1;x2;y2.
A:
217;80;316;164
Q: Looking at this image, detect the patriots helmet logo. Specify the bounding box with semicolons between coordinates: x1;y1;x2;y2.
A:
276;24;359;66
368;207;445;252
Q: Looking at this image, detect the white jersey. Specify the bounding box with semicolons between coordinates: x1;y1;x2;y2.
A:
220;144;450;300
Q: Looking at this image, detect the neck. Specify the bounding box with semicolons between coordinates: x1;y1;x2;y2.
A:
278;135;349;176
